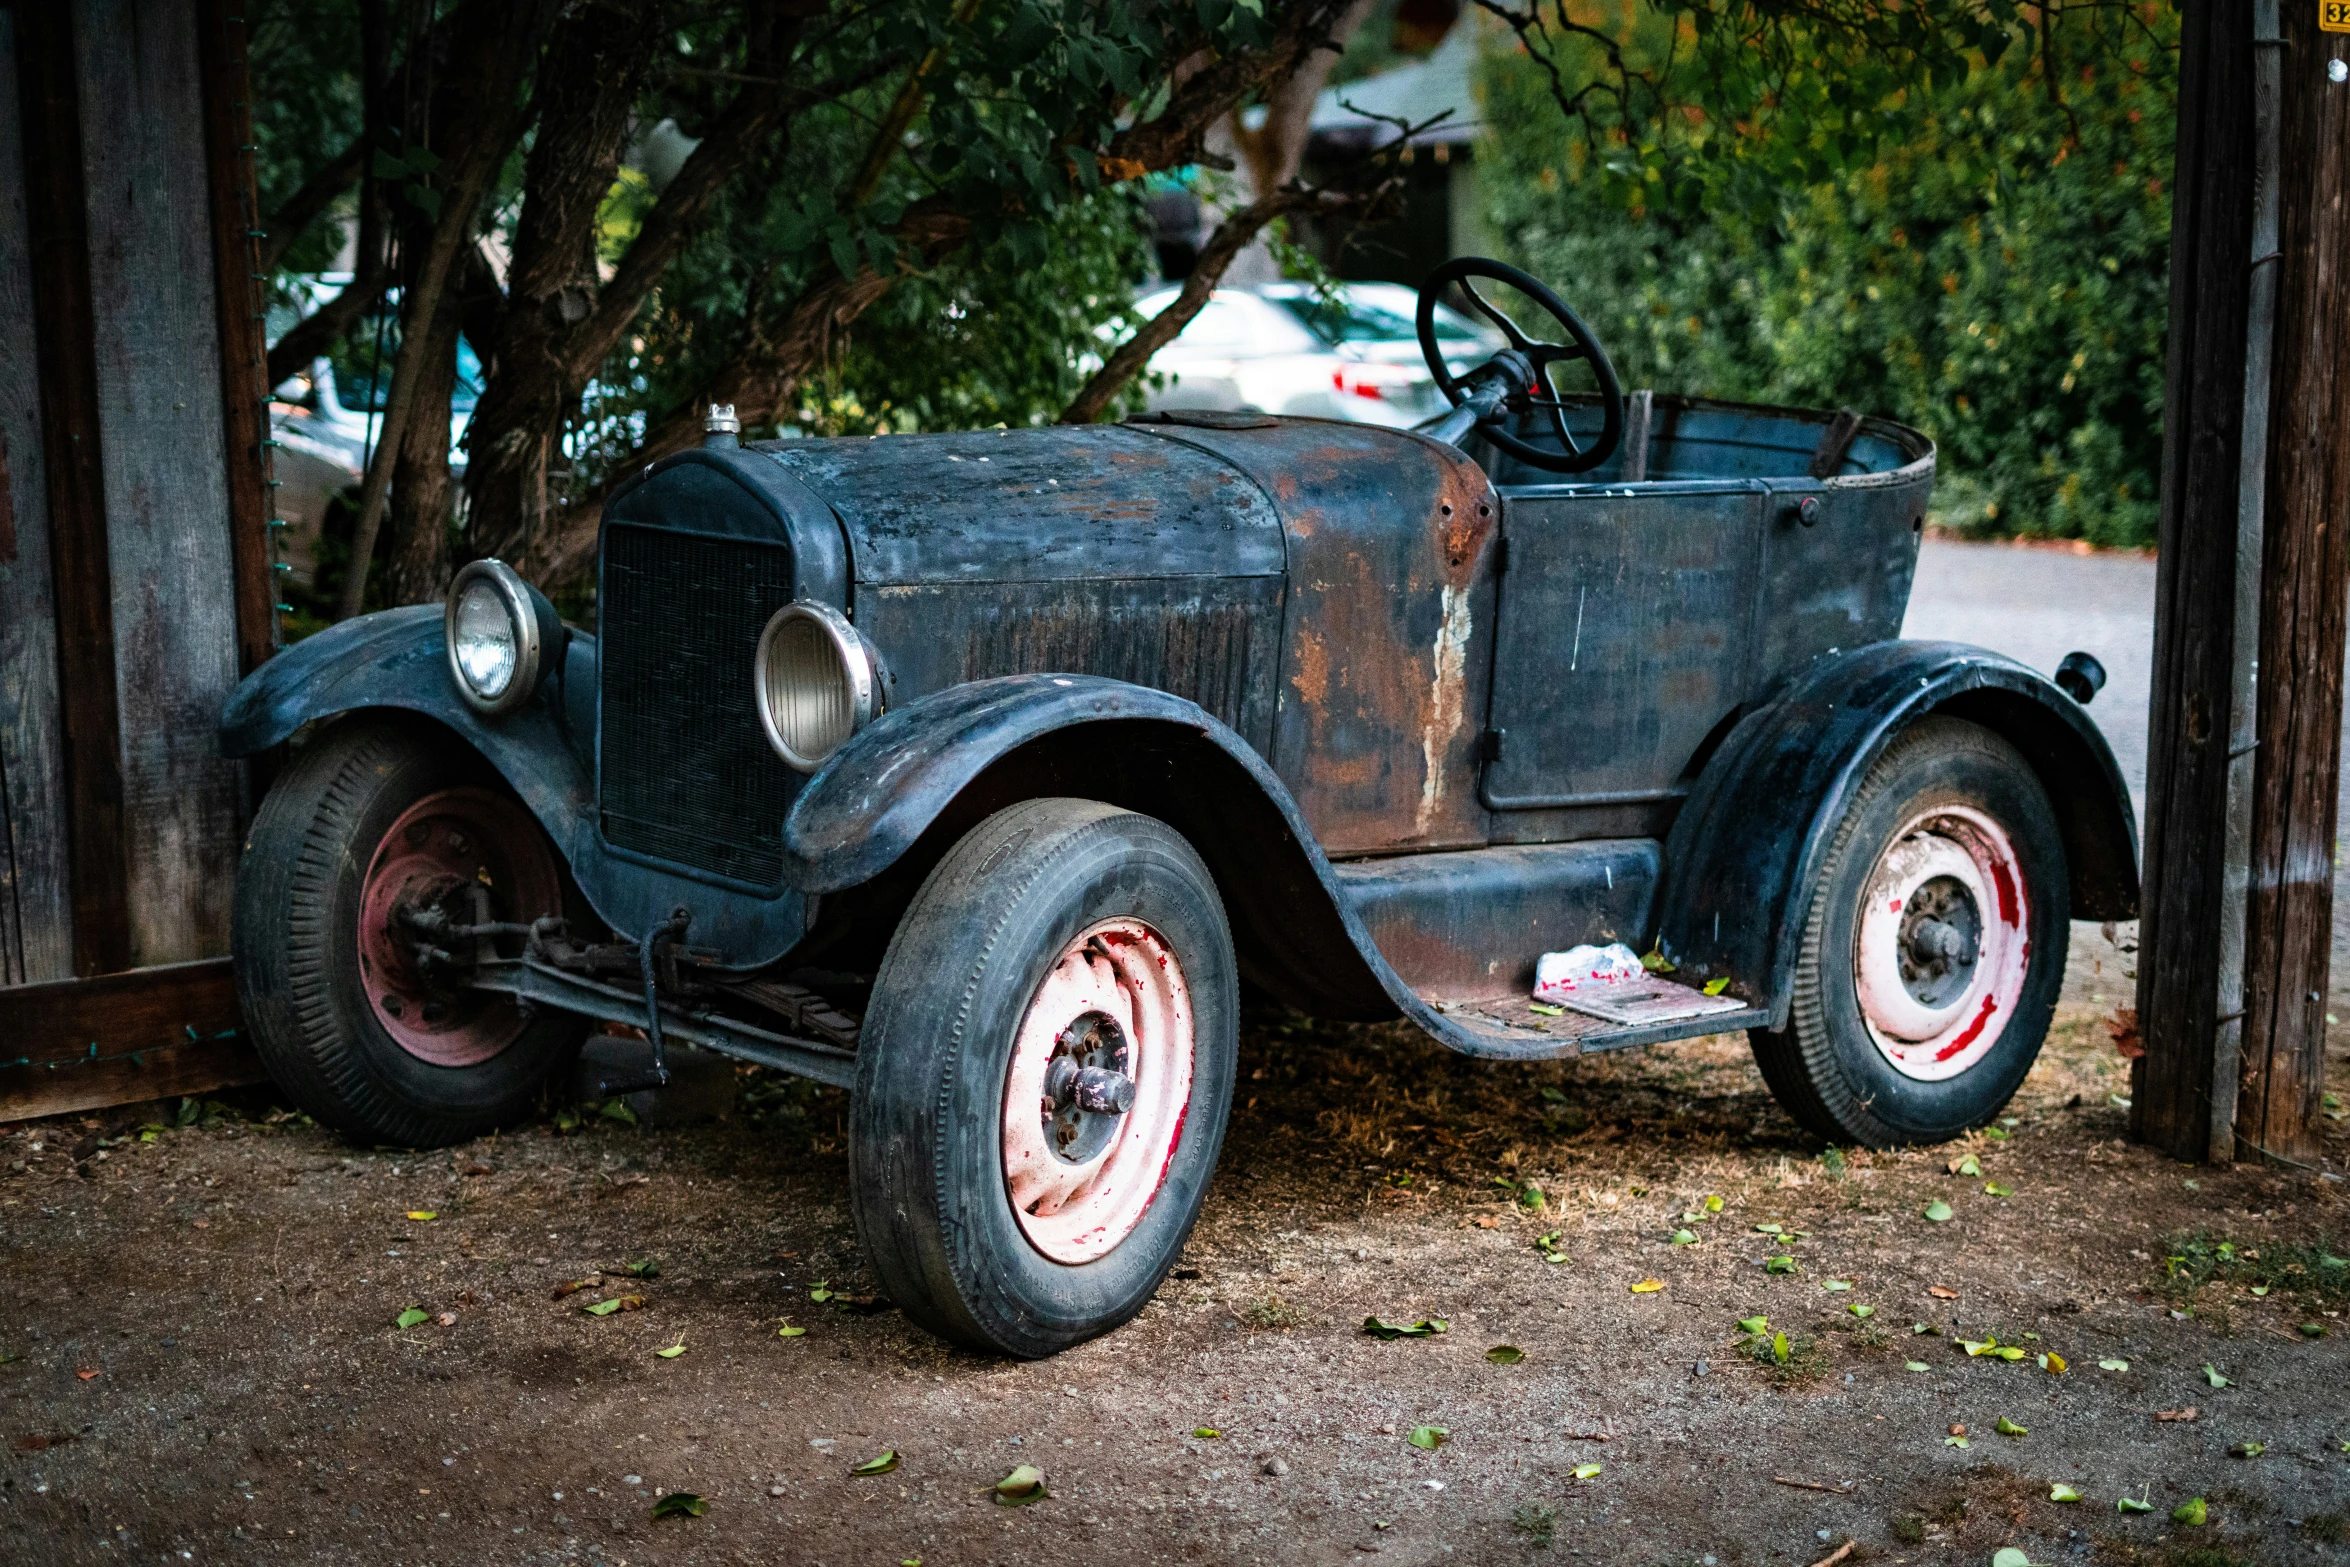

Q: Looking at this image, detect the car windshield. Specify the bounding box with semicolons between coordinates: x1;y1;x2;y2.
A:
334;330;485;414
1271;292;1486;349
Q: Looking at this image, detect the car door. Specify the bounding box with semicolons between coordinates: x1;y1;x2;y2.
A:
1480;483;1764;814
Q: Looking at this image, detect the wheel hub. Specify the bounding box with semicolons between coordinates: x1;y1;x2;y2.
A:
1850;805;2031;1083
1000;920;1195;1265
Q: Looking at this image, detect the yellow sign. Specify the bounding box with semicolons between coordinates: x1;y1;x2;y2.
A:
2325;0;2350;35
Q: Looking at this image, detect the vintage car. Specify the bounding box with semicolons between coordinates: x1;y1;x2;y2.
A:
221;259;2136;1358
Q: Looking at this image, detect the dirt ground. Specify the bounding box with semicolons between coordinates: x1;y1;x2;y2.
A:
4;929;2347;1567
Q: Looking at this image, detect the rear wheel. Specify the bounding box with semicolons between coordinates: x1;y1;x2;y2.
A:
849;798;1238;1358
1750;717;2068;1147
232;718;587;1147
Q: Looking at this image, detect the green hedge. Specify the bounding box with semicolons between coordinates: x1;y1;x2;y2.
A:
1477;12;2176;547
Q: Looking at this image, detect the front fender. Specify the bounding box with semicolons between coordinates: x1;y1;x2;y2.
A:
1654;639;2140;1024
219;607;812;966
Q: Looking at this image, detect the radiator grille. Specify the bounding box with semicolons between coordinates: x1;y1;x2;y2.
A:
598;525;799;885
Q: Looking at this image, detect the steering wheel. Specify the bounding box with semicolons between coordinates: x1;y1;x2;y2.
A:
1416;257;1624;475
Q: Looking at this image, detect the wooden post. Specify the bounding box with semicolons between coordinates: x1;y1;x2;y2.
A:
2236;6;2350;1166
195;0;282;678
12;0;134;979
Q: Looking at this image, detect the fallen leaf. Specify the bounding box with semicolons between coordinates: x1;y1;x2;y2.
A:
2250;1284;2271;1297
852;1451;900;1475
1996;1416;2028;1437
1772;1331;1791;1364
1764;1256;1800;1275
1822;1279;1852;1292
2038;1351;2066;1374
1534;1231;1567;1263
582;1297;643;1317
2117;1496;2154;1514
1527;1000;1565;1017
1639;947;1675;974
1193;1428;1220;1439
1702;976;1730;996
650;1491;707;1520
1671;1229;1698;1245
1991;1550;2034;1567
2300;1321;2328;1338
622;1258;661;1279
1996;1346;2026;1361
1471;1215;1501;1229
395;1307;429;1331
2108;1006;2142;1059
1849;1304;1875;1318
434;1311;457;1327
1704;1195;1725;1213
1629;1278;1665;1294
1927;1285;1959;1300
993;1464;1049;1506
1984;1182;2014;1197
1485;1345;1524;1364
1983;1125;2011;1141
2097;1358;2130;1372
550;1278;598;1300
1948;1154;1982;1177
406;1210;437;1222
2172;1497;2207;1526
1922;1201;1954;1222
1737;1315;1770;1335
74;1369;99;1381
1408;1426;1448;1450
2202;1362;2231;1388
1571;1462;1602;1480
1961;1337;1996;1357
1944;1434;1969;1448
2153;1407;2198;1422
1904;1360;1931;1372
655;1342;686;1359
2050;1483;2083;1502
600;1100;639;1126
1361;1316;1448;1340
776;1325;807;1338
2228;1441;2264;1459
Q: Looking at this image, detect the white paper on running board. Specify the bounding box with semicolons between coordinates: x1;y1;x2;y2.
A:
1551;977;1750;1027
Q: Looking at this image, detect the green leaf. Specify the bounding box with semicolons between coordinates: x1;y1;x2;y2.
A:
625;1258;660;1279
1361;1316;1447;1339
655;1342;686;1359
2098;1358;2130;1371
853;1451;901;1475
1984;1182;2014;1197
1704;1194;1724;1212
1995;1415;2028;1437
1485;1345;1525;1364
2172;1497;2207;1526
394;1307;429;1330
406;1210;437;1221
1913;1322;1939;1335
1193;1428;1220;1439
1822;1279;1852;1292
1904;1360;1931;1372
2228;1440;2264;1459
1849;1303;1875;1318
1923;1201;1954;1222
810;1284;834;1304
1944;1433;1969;1448
1765;1255;1800;1275
599;1099;638;1126
776;1325;807;1338
1527;1000;1565;1017
1983;1125;2010;1141
1671;1229;1698;1245
1630;1278;1665;1293
1737;1315;1769;1335
1771;1331;1790;1364
994;1464;1049;1506
2202;1362;2231;1388
2049;1483;2082;1502
2117;1496;2154;1514
1995;1346;2026;1361
1952;1153;1982;1177
1571;1461;1602;1480
1702;976;1729;995
1639;946;1675;973
1408;1425;1448;1450
650;1491;707;1520
1991;1550;2034;1567
2299;1321;2328;1337
2037;1351;2065;1373
583;1298;624;1317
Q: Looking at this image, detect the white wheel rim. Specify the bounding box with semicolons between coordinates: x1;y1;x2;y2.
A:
1001;918;1196;1264
1851;804;2031;1083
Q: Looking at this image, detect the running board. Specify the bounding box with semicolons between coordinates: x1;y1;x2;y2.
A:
468;958;858;1089
1420;987;1770;1055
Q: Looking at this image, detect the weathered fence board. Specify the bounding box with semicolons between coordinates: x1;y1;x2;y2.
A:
75;0;247;968
0;10;76;988
0;958;260;1125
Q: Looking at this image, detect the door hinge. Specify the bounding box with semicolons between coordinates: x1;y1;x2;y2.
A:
1481;727;1506;763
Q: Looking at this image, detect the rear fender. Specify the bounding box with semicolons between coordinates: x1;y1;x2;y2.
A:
218;607;812;964
1654;640;2140;1025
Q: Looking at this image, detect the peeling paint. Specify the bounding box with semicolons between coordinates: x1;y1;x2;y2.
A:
1417;583;1474;837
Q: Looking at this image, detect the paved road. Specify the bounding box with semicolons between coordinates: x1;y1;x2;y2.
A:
1901;537;2350;1006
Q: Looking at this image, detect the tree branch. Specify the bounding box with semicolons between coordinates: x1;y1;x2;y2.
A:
257;137;365;277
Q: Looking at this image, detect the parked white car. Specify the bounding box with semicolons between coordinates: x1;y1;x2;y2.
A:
1134;280;1504;428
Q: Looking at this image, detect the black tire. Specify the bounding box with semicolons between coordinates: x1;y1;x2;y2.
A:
849;798;1239;1358
1749;717;2068;1147
232;717;588;1147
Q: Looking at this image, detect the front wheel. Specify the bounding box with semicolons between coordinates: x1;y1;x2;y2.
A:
232;718;588;1147
1750;717;2069;1147
849;799;1238;1357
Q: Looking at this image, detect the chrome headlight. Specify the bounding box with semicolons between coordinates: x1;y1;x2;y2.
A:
444;559;561;717
754;601;879;772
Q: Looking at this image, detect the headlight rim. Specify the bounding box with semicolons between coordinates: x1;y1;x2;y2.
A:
443;558;546;718
754;599;880;773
